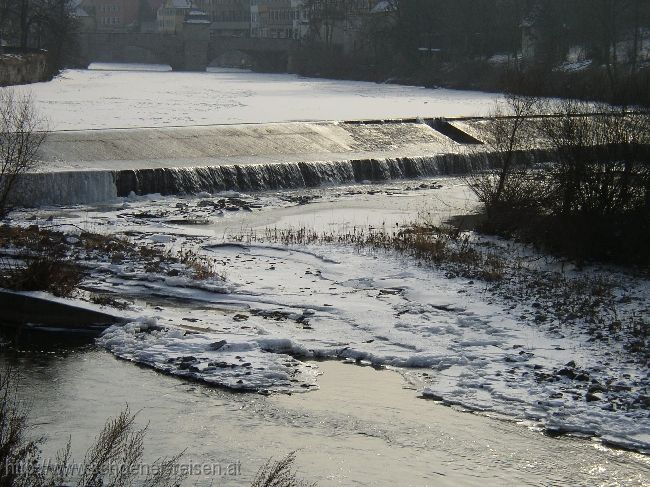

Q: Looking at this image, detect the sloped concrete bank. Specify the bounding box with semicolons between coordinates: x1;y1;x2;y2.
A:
0;289;125;334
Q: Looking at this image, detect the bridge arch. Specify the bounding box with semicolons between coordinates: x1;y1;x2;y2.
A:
122;45;162;65
209;50;255;69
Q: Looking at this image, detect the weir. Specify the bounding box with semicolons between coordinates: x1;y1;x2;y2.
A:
12;117;524;207
113;154;492;197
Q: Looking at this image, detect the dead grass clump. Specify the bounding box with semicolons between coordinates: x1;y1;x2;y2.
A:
89;293;131;310
0;366;186;487
81;231;132;255
177;248;220;281
1;256;83;297
0;224;67;256
236;223;505;283
480;253;505;282
1;225;226;298
250;452;315;487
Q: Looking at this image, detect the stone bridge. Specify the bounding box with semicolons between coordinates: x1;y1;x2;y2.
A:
78;28;299;71
209;36;298;71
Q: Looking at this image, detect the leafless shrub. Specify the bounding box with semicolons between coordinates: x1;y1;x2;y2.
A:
466;93;650;266
0;91;46;218
1;256;83;297
534;99;650;218
0;368;186;487
465;93;544;219
76;407;185;487
0;368;43;487
250;452;315;487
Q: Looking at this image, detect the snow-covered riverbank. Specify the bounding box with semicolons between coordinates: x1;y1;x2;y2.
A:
4;179;649;453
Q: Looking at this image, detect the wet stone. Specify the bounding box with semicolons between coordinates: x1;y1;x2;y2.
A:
208;340;227;351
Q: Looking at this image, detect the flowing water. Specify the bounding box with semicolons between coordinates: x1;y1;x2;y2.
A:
3;339;649;487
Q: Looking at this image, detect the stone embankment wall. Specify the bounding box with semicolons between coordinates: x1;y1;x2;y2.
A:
0;51;50;86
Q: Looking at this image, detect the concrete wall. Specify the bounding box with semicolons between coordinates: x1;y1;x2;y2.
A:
0;289;125;333
35;121;459;170
0;52;49;86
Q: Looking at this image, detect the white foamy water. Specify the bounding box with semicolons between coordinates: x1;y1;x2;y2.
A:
8;68;499;130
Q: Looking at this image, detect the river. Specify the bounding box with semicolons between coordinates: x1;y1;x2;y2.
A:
2;67;649;486
4;337;649;487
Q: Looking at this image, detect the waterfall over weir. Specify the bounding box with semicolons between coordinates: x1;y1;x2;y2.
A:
13;170;118;207
114;154;490;198
12;153;492;207
12;118;524;207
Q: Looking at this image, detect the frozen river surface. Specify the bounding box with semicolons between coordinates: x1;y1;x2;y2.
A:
12;66;499;130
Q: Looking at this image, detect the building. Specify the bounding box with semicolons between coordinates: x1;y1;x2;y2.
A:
208;0;251;38
80;0;165;32
303;0;384;54
141;0;165;32
92;0;139;31
250;0;307;40
157;0;193;33
73;0;96;32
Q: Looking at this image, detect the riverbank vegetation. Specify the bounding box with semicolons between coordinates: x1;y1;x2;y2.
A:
0;224;222;299
0;368;183;487
232;221;648;360
466;95;650;268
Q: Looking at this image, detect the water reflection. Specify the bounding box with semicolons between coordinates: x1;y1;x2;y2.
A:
1;328;648;486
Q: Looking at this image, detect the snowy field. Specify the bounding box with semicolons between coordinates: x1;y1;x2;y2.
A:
8;66;499;130
8;179;650;454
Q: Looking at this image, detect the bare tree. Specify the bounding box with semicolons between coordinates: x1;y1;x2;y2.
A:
466;93;540;218
0;90;45;218
305;0;368;49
